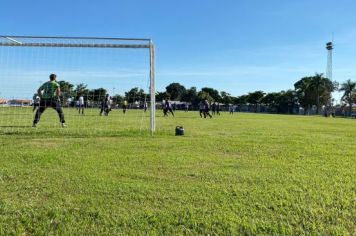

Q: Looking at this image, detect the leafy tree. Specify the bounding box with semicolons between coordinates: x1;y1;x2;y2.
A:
247;91;265;112
234;95;249;105
294;77;314;114
277;90;298;114
125;87;146;103
165;83;186;101
261;92;280;111
220;91;232;105
308;73;335;113
89;88;107;102
181;87;198;105
197;91;213;103
201;87;221;102
294;74;337;114
261;92;279;106
339;79;356;115
156;91;170;102
74;83;90;103
58;80;74;104
112;94;124;105
75;83;89;96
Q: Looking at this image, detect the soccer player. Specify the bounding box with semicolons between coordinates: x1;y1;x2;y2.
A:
229;104;234;115
204;99;212;118
143;101;148;112
211;102;216;115
123;100;128;114
78;94;85;115
100;94;110;116
216;103;221;115
172;103;176;111
108;96;113;113
32;74;66;128
162;100;167;116
32;94;40;112
199;100;205;118
164;100;174;117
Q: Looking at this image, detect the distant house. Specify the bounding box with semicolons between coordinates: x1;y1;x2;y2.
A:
0;99;8;105
8;99;32;107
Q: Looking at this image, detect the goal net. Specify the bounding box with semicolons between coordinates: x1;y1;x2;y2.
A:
0;36;156;135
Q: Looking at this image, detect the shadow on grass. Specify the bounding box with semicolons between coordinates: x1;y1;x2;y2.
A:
0;125;31;128
0;128;171;138
0;113;33;115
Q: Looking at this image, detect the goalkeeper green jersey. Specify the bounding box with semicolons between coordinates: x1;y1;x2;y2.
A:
39;81;60;100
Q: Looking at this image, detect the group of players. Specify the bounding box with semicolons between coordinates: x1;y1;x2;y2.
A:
98;94;131;116
162;99;229;118
32;74;235;127
32;74;149;127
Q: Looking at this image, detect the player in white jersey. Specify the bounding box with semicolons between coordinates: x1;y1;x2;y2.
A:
33;94;41;112
78;95;85;115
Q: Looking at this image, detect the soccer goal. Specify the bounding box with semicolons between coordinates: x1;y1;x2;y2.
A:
0;35;156;135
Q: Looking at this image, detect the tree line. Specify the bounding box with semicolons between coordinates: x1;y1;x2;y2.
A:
156;73;355;115
56;73;356;115
56;82;148;106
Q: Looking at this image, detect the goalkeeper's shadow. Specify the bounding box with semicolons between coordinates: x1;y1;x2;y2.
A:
0;125;31;128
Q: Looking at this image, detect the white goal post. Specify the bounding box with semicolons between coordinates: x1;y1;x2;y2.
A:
0;35;156;134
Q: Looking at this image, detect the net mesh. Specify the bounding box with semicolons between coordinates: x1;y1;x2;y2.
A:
0;36;154;136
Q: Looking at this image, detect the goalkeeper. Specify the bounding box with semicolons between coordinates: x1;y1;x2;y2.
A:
32;74;66;128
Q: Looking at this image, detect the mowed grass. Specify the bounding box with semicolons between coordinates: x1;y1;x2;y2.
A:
0;107;355;235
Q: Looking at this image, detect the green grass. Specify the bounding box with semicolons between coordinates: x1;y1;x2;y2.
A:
0;107;355;235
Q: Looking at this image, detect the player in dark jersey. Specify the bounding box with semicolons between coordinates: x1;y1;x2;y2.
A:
32;74;66;127
100;94;111;116
211;102;216;115
199;101;205;118
216;103;221;115
204;99;212;118
164;100;174;117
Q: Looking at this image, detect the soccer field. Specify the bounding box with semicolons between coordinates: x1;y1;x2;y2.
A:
0;109;355;235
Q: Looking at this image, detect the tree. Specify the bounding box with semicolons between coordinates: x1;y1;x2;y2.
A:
197;91;213;103
276;90;298;114
294;74;337;114
234;95;249;105
201;87;221;102
260;92;280;112
220;91;233;105
125;87;146;103
181;87;198;105
75;83;89;96
165;83;186;101
294;77;314;114
89;88;107;102
339;79;356;115
58;80;74;104
74;83;90;103
156;91;170;102
112;94;124;106
247;91;265;112
309;73;328;114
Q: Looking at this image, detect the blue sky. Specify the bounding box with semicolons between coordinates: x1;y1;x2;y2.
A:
1;0;356;101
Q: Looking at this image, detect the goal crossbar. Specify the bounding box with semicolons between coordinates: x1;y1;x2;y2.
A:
0;35;156;134
0;42;150;49
0;35;152;48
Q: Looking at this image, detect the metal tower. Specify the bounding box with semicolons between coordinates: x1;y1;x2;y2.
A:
326;42;333;80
